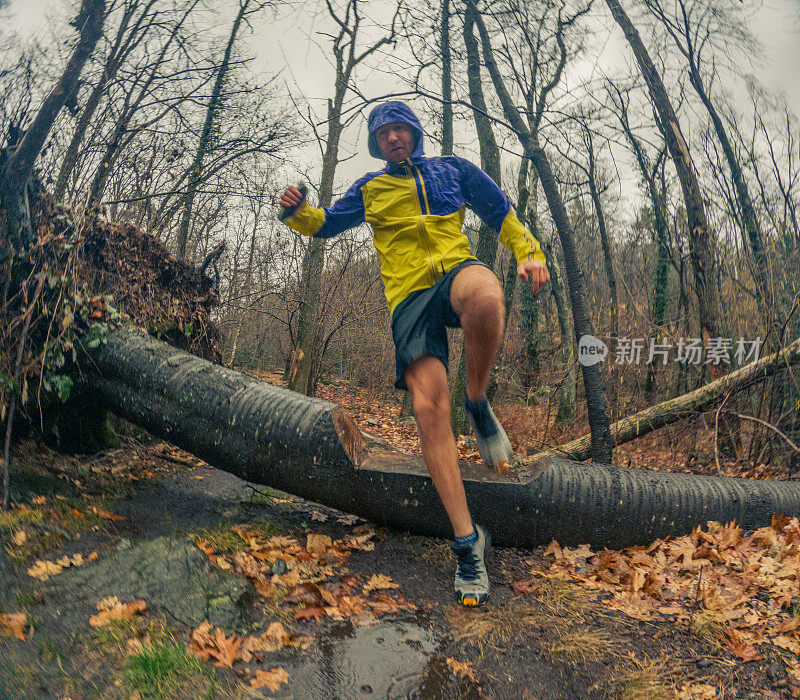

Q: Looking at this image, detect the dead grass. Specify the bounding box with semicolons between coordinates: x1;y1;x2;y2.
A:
611;654;680;700
687;612;726;650
534;575;585;616
549;627;615;661
446;598;542;654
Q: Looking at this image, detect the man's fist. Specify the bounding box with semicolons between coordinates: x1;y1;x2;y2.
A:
279;185;306;211
517;260;549;295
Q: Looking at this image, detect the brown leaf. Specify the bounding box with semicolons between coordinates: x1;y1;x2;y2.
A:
284;583;324;606
363;574;399;593
306;533;333;554
295;606;325;621
27;554;87;581
241;621;290;661
189;620;215;661
91;507;125;521
337;595;367;617
207;628;242;668
722;629;761;662
446;657;478;682
368;593;401;615
0;612;28;641
510;579;541;595
250;667;289;691
89;599;147;627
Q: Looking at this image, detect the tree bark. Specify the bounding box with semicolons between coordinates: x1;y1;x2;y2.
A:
545;336;800;462
175;0;252;260
470;3;613;462
450;4;504;434
87;325;800;549
605;0;723;352
440;0;453;157
1;0;105;248
289;0;396;396
54;0;154;200
542;236;576;423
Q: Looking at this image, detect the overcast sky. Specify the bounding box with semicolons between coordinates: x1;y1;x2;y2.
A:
4;0;799;201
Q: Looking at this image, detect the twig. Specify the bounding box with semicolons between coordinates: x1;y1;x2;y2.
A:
713;393;730;475
3;274;45;509
723;410;799;454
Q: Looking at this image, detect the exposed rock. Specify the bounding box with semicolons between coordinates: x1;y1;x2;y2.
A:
46;536;252;630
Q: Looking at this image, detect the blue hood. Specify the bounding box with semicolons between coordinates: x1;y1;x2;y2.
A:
367;101;424;160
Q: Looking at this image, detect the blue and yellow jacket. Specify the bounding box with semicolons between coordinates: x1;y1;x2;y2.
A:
285;101;545;314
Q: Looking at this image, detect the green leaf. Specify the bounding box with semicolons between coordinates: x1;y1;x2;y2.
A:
49;375;73;403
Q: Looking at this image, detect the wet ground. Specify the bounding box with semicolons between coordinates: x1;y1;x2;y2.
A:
0;434;792;698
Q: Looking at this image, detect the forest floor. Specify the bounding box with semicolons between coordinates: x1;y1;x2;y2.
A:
1;377;799;699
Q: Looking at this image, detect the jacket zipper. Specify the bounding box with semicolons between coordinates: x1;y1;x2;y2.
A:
406;161;438;283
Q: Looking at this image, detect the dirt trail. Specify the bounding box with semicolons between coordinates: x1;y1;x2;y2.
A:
0;433;791;699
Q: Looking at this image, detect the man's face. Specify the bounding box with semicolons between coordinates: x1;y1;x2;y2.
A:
375;122;415;163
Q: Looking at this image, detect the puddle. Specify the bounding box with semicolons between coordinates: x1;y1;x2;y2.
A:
287;618;439;699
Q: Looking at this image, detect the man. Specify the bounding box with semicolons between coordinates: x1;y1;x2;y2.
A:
279;101;548;606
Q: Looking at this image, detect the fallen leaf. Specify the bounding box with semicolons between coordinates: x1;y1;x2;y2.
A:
189;620;215;660
284;583;324;606
337;514;361;525
89;599;146;627
363;574;399;593
368;594;401;615
208;628;242;668
0;612;27;641
295;606;325;621
11;530;27;546
27;559;64;581
510;579;540;595
306;533;333;554
241;621;290;661
446;657;478;682
92;507;125;521
774;635;800;655
722;629;761;662
250;667;289;691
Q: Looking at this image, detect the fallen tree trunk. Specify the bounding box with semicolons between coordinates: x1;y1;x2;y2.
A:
85;326;800;549
546;337;800;462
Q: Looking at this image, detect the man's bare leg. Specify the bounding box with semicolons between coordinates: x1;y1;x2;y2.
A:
449;265;505;400
404;355;473;538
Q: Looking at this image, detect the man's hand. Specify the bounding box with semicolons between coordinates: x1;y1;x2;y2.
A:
517;260;550;295
279;185;307;212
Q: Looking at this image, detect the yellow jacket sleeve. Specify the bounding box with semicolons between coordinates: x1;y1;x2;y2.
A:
498;208;546;266
284;204;326;237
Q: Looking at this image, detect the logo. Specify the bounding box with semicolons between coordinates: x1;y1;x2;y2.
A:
578;335;608;366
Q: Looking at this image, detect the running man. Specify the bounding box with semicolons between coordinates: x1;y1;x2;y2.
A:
279;101;548;606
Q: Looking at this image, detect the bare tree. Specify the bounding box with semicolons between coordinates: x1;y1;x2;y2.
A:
175;0;268;260
642;0;775;333
468;0;614;462
1;0;106;250
288;0;399;396
605;0;724;365
54;0;158;200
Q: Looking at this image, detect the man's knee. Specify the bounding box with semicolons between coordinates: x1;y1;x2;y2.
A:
452;267;504;322
463;285;504;330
